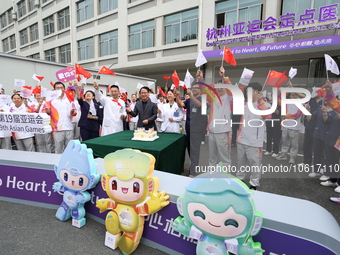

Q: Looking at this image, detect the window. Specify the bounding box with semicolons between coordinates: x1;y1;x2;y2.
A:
59;44;71;63
0;13;7;28
100;30;118;56
17;0;27;18
27;0;35;12
58;8;70;30
19;28;28;45
43;15;54;36
30;23;39;41
129;20;154;51
30;53;40;59
282;0;339;21
2;38;9;52
8;8;13;24
216;0;263;28
77;0;93;23
45;48;55;62
99;0;117;14
10;34;16;49
165;9;198;44
129;0;138;3
78;37;93;60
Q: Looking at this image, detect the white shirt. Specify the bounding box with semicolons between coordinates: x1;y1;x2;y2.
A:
159;102;183;133
282;104;301;131
237;102;266;148
50;95;75;131
208;93;232;133
129;102;138;123
95;90;126;136
10;103;34;140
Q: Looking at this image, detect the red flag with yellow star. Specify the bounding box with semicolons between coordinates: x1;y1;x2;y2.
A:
98;66;116;75
264;70;289;88
223;47;237;66
75;64;92;79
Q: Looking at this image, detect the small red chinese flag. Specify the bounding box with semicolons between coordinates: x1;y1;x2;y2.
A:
32;86;41;95
98;66;116;75
157;87;166;97
65;90;75;103
107;84;111;93
162;76;170;80
223;47;237;66
315;86;326;97
76;75;82;82
50;81;55;88
75;64;92;79
264;70;289;88
172;70;180;88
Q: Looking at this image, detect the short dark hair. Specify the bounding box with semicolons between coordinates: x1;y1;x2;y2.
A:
247;82;262;92
54;82;65;90
84;90;95;97
139;86;150;93
11;93;22;99
110;85;119;90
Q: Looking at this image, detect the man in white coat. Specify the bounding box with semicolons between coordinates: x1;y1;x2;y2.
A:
94;81;126;136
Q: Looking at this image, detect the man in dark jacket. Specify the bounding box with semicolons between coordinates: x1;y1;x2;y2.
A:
126;86;158;130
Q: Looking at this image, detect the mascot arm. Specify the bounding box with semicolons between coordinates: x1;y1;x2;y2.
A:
172;217;197;238
76;191;91;204
237;237;263;255
52;182;65;192
96;199;116;213
145;191;169;215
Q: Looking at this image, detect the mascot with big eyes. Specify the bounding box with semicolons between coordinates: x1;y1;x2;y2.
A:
53;140;100;228
96;149;169;255
172;173;263;255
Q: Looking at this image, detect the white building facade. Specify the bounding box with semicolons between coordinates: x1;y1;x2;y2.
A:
0;0;339;87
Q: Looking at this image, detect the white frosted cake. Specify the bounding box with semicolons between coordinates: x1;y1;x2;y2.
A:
132;128;159;141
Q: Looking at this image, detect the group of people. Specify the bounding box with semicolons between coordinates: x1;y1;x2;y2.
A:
1;73;340;199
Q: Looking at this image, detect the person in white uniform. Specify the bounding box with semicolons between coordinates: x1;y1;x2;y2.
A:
94;81;126;136
159;90;183;133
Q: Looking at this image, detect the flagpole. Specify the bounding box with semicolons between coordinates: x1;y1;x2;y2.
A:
262;69;271;92
221;47;224;67
326;70;329;81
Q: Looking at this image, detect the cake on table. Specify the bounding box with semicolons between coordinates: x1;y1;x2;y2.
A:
132;128;159;141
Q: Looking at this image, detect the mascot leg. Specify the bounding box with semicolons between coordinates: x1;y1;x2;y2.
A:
55;202;71;221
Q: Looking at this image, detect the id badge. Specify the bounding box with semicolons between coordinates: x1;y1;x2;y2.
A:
192;107;197;113
173;110;179;117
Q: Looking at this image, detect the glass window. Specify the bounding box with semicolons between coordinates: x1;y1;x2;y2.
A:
19;28;28;45
78;37;93;60
58;8;70;30
129;20;154;51
0;13;7;28
216;0;263;27
27;0;35;12
17;0;27;18
43;15;54;36
282;0;339;19
8;8;13;24
129;0;138;3
99;0;118;14
77;0;93;23
165;9;198;44
30;53;40;59
10;34;16;49
59;44;71;63
30;23;39;42
45;48;55;62
2;38;9;52
100;30;118;56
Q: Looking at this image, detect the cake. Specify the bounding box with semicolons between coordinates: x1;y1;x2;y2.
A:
132;128;159;141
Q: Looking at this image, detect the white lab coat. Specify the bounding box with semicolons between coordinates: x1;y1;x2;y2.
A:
95;90;126;136
159;102;183;133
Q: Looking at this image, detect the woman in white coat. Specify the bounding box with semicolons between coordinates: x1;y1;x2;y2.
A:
159;90;183;133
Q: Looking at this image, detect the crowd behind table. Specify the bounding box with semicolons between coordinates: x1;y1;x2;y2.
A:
0;71;339;203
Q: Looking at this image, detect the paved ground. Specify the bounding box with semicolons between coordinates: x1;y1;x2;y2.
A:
1;132;339;255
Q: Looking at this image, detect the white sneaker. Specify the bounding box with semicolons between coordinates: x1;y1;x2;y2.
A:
264;151;271;156
319;175;330;181
271;153;278;157
330;197;340;203
308;172;321;178
320;181;338;187
334;186;340;193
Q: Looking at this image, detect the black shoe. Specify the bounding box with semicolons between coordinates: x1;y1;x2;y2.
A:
249;185;257;190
